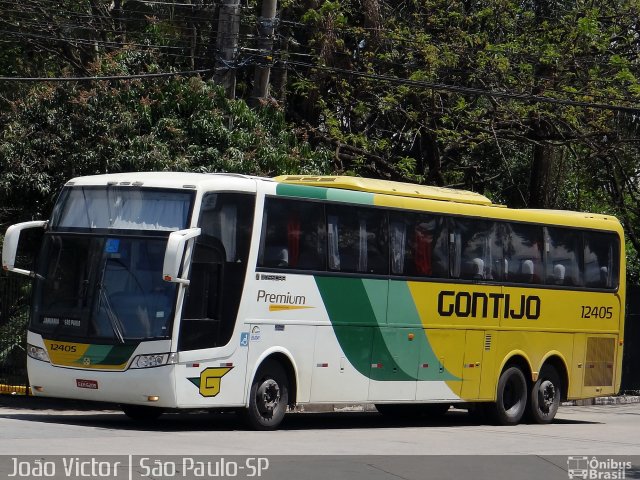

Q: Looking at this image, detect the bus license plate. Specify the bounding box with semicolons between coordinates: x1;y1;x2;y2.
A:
76;379;98;389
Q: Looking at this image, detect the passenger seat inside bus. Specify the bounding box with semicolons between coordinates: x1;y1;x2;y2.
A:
521;259;535;283
263;247;289;267
472;258;485;280
553;264;566;285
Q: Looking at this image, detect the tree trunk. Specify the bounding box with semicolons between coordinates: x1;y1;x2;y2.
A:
528;142;554;208
416;129;445;187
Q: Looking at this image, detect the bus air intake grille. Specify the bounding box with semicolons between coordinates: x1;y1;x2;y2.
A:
584;337;615;387
484;334;492;351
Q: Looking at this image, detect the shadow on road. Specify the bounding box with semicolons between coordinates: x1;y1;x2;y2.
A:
0;402;602;433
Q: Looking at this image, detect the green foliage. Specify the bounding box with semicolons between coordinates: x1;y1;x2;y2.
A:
2;0;640;281
0;53;331;224
0;277;30;384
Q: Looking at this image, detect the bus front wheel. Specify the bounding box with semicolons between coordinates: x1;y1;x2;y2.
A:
244;360;289;431
489;366;528;425
529;366;561;424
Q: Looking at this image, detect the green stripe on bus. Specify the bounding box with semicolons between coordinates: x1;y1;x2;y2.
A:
74;344;136;366
276;183;374;205
99;344;137;365
276;184;328;200
326;189;374;205
389;281;459;381
315;276;459;381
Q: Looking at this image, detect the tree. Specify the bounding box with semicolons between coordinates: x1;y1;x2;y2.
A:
0;51;331;227
273;0;640;276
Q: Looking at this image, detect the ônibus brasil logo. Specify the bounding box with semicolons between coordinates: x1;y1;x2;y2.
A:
567;456;632;479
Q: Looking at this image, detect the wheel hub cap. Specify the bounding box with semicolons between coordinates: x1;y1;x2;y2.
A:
538;380;556;412
257;379;280;413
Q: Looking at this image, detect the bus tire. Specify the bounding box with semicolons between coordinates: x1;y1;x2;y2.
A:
244;360;289;431
489;366;528;425
121;405;164;421
529;366;561;424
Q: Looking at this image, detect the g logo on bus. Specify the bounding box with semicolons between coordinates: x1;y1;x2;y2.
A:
83;357;91;366
188;367;233;397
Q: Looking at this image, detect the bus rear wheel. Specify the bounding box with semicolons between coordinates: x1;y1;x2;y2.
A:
121;405;164;422
529;366;561;424
244;360;289;431
489;366;528;425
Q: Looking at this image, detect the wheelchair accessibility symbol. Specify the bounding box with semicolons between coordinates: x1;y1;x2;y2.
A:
240;332;249;347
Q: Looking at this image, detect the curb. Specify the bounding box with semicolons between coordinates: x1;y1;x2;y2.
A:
0;384;28;396
563;395;640;406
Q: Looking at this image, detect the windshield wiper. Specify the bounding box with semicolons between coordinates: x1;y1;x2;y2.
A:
99;286;125;343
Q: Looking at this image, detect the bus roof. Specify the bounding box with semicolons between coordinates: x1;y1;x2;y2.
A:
64;172;262;190
273;175;622;233
274;175;493;206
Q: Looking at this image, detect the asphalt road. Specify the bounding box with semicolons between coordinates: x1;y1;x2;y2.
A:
0;398;638;480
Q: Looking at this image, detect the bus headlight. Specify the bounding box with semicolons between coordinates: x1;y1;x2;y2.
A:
131;353;177;369
27;344;51;363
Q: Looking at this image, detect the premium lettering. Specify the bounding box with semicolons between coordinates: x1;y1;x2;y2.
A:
257;289;306;306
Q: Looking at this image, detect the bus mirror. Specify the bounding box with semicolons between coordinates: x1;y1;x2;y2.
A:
163;227;201;285
2;220;48;277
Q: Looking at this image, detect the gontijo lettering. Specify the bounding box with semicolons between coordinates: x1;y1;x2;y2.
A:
438;290;541;320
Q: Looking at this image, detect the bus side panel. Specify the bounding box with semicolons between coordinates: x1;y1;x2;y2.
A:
478;330;498;400
500;288;620;333
310;325;372;402
581;334;618;398
416;329;465;399
173;345;249;408
460;330;486;400
569;333;586;399
246;323;317;404
491;331;574;391
368;327;420;401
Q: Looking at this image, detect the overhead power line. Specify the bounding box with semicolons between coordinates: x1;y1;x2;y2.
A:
0;69;213;82
280;60;640;114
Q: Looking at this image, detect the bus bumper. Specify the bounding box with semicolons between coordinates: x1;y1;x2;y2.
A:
27;357;178;408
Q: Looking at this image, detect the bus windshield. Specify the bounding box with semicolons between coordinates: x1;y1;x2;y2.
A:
29;186;195;342
30;234;178;342
51;186;192;231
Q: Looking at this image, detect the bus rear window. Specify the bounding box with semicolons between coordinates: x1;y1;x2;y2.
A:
583;232;619;289
545;227;583;287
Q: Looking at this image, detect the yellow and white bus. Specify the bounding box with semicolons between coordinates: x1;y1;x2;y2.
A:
2;173;625;429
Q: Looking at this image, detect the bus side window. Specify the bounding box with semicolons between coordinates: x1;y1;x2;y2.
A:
326;205;388;275
583;232;619;289
544;227;583;287
389;212;448;278
258;198;326;270
504;223;543;284
452;218;503;281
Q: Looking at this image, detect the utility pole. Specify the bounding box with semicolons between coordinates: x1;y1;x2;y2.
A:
250;0;278;106
215;0;241;100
